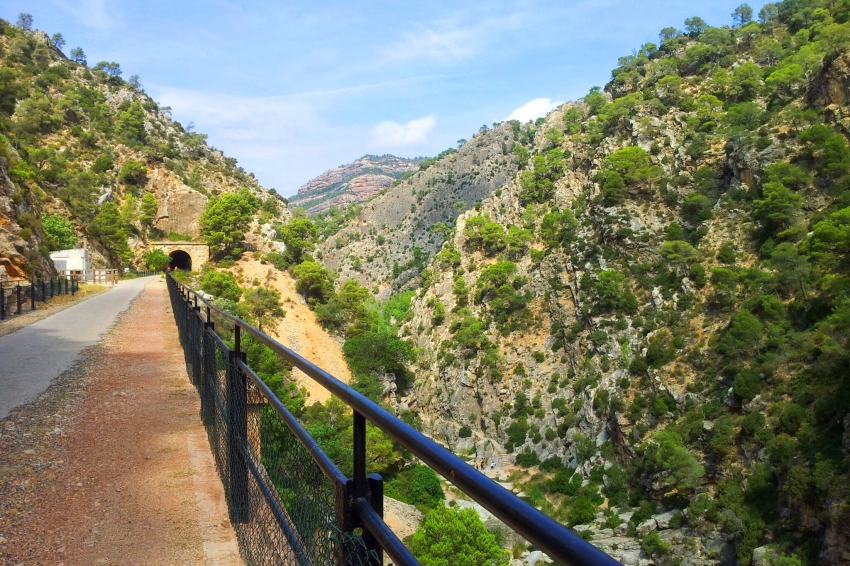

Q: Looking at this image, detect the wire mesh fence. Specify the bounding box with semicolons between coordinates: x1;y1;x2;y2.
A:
168;278;380;566
167;274;620;566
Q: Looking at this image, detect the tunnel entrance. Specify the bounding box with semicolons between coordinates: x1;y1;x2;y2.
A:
169;250;192;271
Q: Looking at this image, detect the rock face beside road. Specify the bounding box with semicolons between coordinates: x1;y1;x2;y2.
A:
289;155;422;214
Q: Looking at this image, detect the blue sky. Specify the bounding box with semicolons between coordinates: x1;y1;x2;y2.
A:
5;1;765;196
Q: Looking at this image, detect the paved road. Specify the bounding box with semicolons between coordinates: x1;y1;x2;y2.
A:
0;276;156;420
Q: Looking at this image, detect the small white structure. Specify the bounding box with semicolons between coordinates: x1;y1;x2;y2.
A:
49;248;90;272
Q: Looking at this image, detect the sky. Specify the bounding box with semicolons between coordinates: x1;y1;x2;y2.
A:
4;1;766;196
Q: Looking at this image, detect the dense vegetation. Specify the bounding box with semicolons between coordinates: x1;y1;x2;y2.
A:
0;17;270;272
398;2;850;563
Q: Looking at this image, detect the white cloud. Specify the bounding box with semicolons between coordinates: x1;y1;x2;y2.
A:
371;115;436;148
507;98;564;123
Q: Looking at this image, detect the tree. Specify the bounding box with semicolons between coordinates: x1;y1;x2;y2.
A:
456;138;467;148
758;4;779;24
50;33;65;50
17;13;33;30
117;101;147;146
732;4;753;26
291;261;334;304
200;189;260;256
343;331;415;399
119;159;147;186
199;270;242;302
584;86;607;114
642;431;704;494
42;213;77;251
70;47;87;65
278;216;318;265
140;193;159;226
144;249;171;271
769;242;810;298
820;23;850;55
752;182;802;237
661;240;698;265
719;309;763;357
128;75;142;89
603;146;652;185
90;202;131;264
243;287;285;331
387;464;445;509
120;194;139;227
94;61;122;77
684;16;708;37
659;27;679;42
411;506;508;566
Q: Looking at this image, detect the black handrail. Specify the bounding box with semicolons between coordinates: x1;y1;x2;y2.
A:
170;274;621;566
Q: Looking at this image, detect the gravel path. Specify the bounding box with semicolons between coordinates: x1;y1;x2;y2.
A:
0;278;241;564
0;276;155;420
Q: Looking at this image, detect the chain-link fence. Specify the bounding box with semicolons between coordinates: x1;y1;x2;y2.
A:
167;274;621;566
168;277;382;566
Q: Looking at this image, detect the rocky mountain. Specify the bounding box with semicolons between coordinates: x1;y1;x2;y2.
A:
316;127;523;296
0;20;287;280
288;154;422;214
347;5;850;565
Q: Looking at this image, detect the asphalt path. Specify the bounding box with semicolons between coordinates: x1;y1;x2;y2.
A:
0;276;156;420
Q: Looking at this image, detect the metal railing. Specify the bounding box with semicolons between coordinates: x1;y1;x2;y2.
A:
166;273;620;566
0;276;78;321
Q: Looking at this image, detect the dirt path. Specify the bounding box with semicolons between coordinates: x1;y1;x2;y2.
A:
230;258;351;404
0;279;241;565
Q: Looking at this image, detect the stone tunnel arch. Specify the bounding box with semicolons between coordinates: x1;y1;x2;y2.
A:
149;242;210;272
169;250;192;271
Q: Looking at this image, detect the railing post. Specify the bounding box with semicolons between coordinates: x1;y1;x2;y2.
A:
351;411;382;565
367;474;385;565
16;283;21;314
30;279;36;311
228;325;249;524
1;286;5;320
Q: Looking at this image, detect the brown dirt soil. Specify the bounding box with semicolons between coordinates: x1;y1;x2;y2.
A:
0;283;111;338
0;279;241;565
230;258;352;404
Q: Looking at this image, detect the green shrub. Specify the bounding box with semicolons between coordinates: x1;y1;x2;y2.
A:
386;465;445;509
199;270;242;302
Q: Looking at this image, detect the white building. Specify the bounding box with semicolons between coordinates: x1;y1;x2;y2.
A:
49;248;90;272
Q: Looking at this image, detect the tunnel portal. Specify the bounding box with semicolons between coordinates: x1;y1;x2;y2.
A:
169;250;192;271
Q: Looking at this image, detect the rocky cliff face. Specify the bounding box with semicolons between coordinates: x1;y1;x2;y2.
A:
361;12;850;564
289;155;422;214
317;126;521;297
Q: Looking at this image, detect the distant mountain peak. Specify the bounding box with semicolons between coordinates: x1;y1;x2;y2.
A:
289;155;423;214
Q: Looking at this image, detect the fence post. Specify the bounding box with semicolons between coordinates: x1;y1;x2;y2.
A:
16;283;22;314
351;411;382;565
0;286;5;320
228;324;249;524
30;279;35;311
41;280;46;303
72;277;77;295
